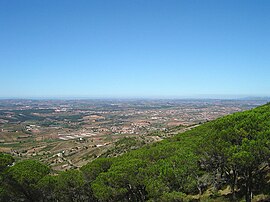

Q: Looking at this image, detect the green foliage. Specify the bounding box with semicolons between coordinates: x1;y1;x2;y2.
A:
199;104;270;201
1;103;270;201
56;170;86;202
0;153;14;201
159;191;188;202
81;157;113;182
92;158;147;201
0;153;14;173
37;175;58;201
5;160;50;201
145;178;169;199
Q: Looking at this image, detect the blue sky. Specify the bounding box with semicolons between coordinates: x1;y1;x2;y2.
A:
0;0;269;99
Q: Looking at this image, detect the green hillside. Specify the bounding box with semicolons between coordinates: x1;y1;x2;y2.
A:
1;103;270;202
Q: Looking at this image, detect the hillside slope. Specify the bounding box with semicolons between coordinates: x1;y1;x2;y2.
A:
1;103;270;202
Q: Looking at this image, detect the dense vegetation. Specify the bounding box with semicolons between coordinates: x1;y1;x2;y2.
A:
1;103;270;202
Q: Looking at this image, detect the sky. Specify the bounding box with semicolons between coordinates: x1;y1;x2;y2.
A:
0;0;270;99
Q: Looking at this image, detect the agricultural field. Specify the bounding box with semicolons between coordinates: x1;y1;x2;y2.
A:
0;99;267;170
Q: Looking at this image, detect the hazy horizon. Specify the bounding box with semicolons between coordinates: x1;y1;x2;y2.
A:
1;94;270;100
